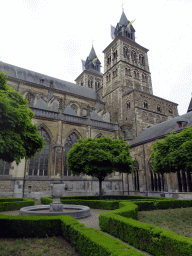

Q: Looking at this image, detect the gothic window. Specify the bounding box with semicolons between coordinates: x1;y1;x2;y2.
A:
109;74;111;82
0;160;11;175
71;104;78;114
177;169;192;192
131;51;137;62
139;55;145;65
157;106;161;112
113;69;117;78
28;128;50;176
123;47;128;58
26;92;35;106
127;102;130;109
107;56;111;65
132;161;139;191
91;81;93;88
95;82;97;90
88;80;90;88
113;50;117;60
148;161;164;191
145;76;148;82
98;82;100;88
144;102;148;109
134;70;139;79
81;81;83;86
169;109;173;114
64;132;79;176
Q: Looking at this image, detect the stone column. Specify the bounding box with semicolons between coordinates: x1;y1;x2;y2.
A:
53;145;64;177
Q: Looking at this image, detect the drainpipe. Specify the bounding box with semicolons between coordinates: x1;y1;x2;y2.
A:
143;144;148;196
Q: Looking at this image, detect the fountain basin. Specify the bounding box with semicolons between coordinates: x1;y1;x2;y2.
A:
19;204;91;219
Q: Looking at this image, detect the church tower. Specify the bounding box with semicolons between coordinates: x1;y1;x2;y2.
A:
75;46;103;91
102;11;178;141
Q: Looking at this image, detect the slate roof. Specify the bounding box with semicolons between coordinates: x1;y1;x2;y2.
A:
0;61;97;100
63;105;78;116
119;11;129;26
90;111;105;122
88;46;97;60
33;98;50;111
130;111;192;147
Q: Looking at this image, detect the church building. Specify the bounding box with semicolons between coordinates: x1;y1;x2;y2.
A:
0;11;191;199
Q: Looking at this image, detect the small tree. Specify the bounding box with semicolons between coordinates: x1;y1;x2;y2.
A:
150;126;192;175
67;136;135;199
0;71;45;165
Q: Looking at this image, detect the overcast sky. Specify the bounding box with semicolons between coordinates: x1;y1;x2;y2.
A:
0;0;192;115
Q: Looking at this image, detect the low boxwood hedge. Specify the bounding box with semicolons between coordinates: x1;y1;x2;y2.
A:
41;195;192;255
0;214;145;255
0;198;35;212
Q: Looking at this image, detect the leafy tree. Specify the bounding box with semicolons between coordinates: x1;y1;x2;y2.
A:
0;71;45;165
149;126;192;174
67;136;135;199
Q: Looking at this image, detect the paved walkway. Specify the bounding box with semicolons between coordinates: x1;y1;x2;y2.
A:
1;201;152;255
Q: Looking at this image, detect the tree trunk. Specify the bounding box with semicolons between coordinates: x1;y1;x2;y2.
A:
99;179;102;200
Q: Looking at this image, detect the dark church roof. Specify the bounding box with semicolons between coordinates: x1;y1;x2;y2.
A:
130;111;192;147
88;46;97;60
119;11;129;26
0;61;98;100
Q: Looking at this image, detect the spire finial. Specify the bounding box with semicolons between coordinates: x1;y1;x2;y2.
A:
92;40;94;46
122;3;125;12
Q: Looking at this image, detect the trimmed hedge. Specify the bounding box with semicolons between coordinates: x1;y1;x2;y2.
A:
0;214;145;255
60;195;177;201
41;196;192;255
0;198;35;212
99;199;192;256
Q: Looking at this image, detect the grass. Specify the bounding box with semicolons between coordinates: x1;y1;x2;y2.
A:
137;207;192;238
0;236;81;256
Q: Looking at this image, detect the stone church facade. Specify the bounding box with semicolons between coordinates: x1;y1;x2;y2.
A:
0;11;191;199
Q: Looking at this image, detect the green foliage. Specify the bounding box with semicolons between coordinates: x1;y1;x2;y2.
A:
66;136;135;199
0;198;35;212
40;196;192;255
149;126;192;174
0;71;45;164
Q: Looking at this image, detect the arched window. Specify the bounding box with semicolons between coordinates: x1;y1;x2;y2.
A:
144;102;148;109
123;47;128;58
139;55;145;65
28;128;50;176
157;106;161;112
131;51;137;62
0;160;11;175
132;161;139;191
109;74;111;82
127;102;130;109
64;132;79;176
148;161;164;192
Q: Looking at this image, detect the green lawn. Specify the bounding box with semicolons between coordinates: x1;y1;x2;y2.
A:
137;207;192;238
0;236;81;256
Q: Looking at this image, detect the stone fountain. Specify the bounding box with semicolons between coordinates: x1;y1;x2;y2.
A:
20;181;90;219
